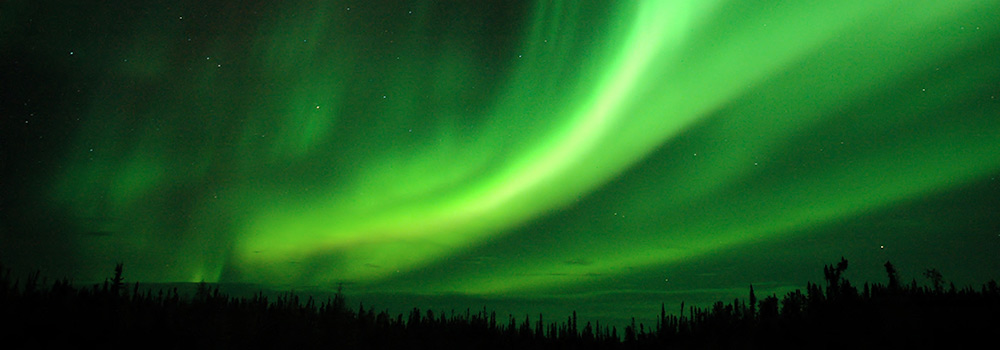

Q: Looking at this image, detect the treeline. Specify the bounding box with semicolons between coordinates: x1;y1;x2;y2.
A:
649;258;999;348
1;259;998;349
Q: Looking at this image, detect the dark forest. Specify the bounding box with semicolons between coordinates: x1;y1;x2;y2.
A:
2;258;997;349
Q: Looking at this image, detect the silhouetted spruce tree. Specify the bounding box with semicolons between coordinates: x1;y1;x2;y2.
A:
657;303;668;338
407;307;420;328
885;261;900;292
985;280;999;295
535;313;544;338
624;317;636;343
519;314;532;339
581;321;594;341
194;280;210;302
924;268;944;293
824;257;848;299
571;310;578;337
758;295;779;326
110;262;124;296
781;289;805;321
331;283;346;313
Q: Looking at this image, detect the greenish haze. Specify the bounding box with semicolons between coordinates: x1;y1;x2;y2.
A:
3;0;999;300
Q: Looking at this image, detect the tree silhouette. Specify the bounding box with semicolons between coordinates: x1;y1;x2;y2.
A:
109;262;124;296
884;260;900;292
923;268;944;293
824;257;849;298
2;258;999;348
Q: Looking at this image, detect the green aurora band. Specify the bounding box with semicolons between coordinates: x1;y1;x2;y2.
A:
35;0;1000;294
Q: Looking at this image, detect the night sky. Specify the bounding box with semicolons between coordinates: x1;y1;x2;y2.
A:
3;0;1000;326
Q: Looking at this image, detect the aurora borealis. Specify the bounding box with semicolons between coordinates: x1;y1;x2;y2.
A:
3;0;1000;322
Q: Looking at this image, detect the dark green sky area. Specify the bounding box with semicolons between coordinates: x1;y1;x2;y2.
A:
3;0;1000;327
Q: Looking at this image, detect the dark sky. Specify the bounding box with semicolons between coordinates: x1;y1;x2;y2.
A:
3;0;1000;328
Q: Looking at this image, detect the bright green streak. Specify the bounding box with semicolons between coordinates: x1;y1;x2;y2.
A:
47;1;1000;292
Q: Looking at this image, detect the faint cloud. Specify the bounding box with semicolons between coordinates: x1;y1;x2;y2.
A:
564;258;592;266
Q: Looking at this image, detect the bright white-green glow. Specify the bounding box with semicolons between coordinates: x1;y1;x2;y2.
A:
41;1;1000;293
